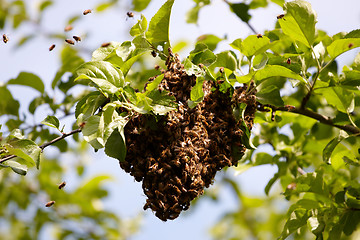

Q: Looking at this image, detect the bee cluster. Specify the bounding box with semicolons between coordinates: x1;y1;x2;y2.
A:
119;51;257;221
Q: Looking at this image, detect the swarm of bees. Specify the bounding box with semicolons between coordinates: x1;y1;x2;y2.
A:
119;48;257;221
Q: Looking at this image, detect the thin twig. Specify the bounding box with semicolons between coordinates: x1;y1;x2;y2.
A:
0;128;82;164
257;104;360;135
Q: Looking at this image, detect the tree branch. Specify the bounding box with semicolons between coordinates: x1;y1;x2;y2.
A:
258;104;360;135
0;128;82;164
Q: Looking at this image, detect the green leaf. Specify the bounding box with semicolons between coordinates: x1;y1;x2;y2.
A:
82;115;104;149
75;61;125;96
41;116;60;130
342;70;360;86
185;0;210;24
0;160;27;175
323;130;349;165
210;51;237;71
146;90;177;115
196;34;223;51
279;0;317;47
145;74;164;92
256;84;284;107
7;72;44;94
75;91;107;121
5;139;41;167
228;3;251;23
52;47;85;89
188;77;205;108
132;0;151;11
254;65;305;84
0;86;20;116
104;128;126;162
315;87;354;113
239;119;256;150
130;14;147;37
183;58;205;77
95;2;115;12
327;38;360;59
231;35;270;57
39;0;53;11
145;0;175;54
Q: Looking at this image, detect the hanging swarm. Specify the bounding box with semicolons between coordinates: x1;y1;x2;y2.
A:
119;51;257;221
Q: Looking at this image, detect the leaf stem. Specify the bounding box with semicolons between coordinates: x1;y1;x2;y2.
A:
0;128;82;164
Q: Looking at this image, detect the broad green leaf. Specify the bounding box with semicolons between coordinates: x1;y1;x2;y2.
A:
145;74;164;92
5;139;41;167
196;34;223;51
75;61;125;96
315;87;354;113
254;65;306;84
249;0;268;9
82;115;104;149
39;0;53;11
0;86;20;116
92;42;122;62
327;38;360;59
189;43;217;66
130;14;147;37
7;72;44;93
52;47;85;89
41;116;60;130
210;51;237;71
228;2;251;23
279;0;317;47
256;84;284;107
146;0;175;54
132;0;151;11
146;90;177;115
265;173;279;195
239;119;256;150
323;130;349;165
188;77;205;108
185;0;210;24
75;91;107;120
342;70;360;86
231;35;270;57
0;160;27;175
183;58;204;77
104;128;126;162
120;49;147;76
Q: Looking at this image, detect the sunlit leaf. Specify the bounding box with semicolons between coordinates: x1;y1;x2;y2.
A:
323;130;349;165
327;38;360;59
279;0;317;47
132;0;151;11
0;160;27;175
254;65;306;84
315;87;354;113
41;116;60;130
130;14;147;37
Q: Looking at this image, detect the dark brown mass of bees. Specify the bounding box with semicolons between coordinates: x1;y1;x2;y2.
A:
119;49;257;221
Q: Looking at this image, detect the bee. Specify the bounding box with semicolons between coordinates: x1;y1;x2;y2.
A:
126;11;134;18
49;44;55;51
73;35;81;42
286;58;291;64
348;43;354;48
219;67;224;73
58;181;66;189
3;34;9;43
286;182;296;190
45;200;55;207
83;9;92;15
277;14;285;20
79;121;86;128
154;64;160;70
65;39;75;45
64;25;73;32
256;33;263;38
151;50;157;57
101;42;111;47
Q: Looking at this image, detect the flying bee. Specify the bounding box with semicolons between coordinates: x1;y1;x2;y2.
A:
49;44;55;51
277;14;285;20
286;57;291;64
151;50;157;57
3;34;8;43
126;11;134;18
64;25;73;32
256;33;263;38
83;9;92;15
45;200;55;207
65;39;75;45
73;35;81;42
101;42;111;47
58;181;66;189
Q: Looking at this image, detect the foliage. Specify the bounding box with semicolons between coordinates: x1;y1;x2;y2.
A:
1;0;360;239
